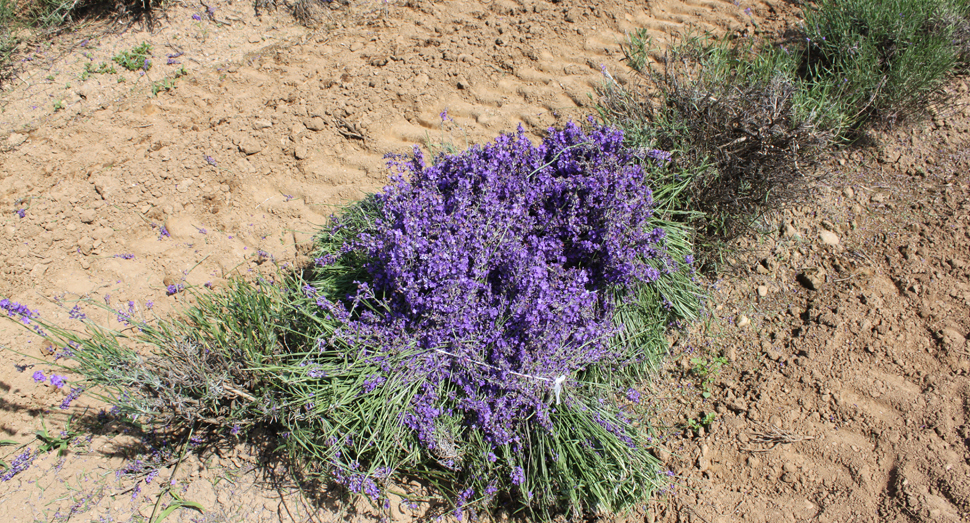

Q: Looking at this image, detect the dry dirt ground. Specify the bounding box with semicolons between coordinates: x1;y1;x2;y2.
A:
0;0;968;522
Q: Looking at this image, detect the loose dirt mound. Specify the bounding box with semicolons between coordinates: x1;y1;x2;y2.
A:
2;0;967;522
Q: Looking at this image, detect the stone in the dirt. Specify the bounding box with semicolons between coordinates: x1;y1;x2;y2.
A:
757;285;768;297
294;144;309;160
7;133;27;147
253;118;273;129
79;209;97;224
819;229;840;246
783;222;800;238
238;138;264;155
941;328;968;352
165;214;200;239
305;116;327;131
797;268;826;290
737;314;750;328
77;236;94;255
697;455;711;472
726;396;747;413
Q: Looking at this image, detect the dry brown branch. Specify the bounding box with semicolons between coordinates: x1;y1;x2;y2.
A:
742;424;814;452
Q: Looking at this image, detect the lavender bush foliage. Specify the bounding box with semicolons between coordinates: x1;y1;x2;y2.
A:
283;123;699;516
323;123;668;446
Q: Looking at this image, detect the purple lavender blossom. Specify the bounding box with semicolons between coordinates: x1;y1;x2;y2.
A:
32;370;45;383
192;13;201;20
625;388;641;403
1;449;34;481
323;123;667;448
114;253;135;259
60;387;83;409
54;342;76;361
0;298;38;325
204;155;217;167
16;209;25;218
315;254;338;266
644;148;673;166
50;375;67;389
166;284;184;296
510;466;525;486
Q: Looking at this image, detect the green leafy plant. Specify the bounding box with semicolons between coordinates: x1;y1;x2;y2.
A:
686;412;717;434
35;418;77;456
53;99;64;111
152;78;176;96
690;355;728;398
84;61;116;76
113;42;152;71
152;66;186;96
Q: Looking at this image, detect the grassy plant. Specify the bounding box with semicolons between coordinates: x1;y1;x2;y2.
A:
800;0;970;129
599;33;830;244
0;438;19;470
600;0;970;248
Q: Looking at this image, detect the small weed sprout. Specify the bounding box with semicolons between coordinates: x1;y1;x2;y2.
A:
686;412;717;434
690;355;728;398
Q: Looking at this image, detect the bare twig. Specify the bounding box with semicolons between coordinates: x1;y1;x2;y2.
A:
742;423;813;452
223;383;256;402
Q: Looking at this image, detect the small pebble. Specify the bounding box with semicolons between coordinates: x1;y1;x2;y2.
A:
819;230;840;246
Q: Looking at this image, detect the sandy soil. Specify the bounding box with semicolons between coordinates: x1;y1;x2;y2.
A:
0;0;967;521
